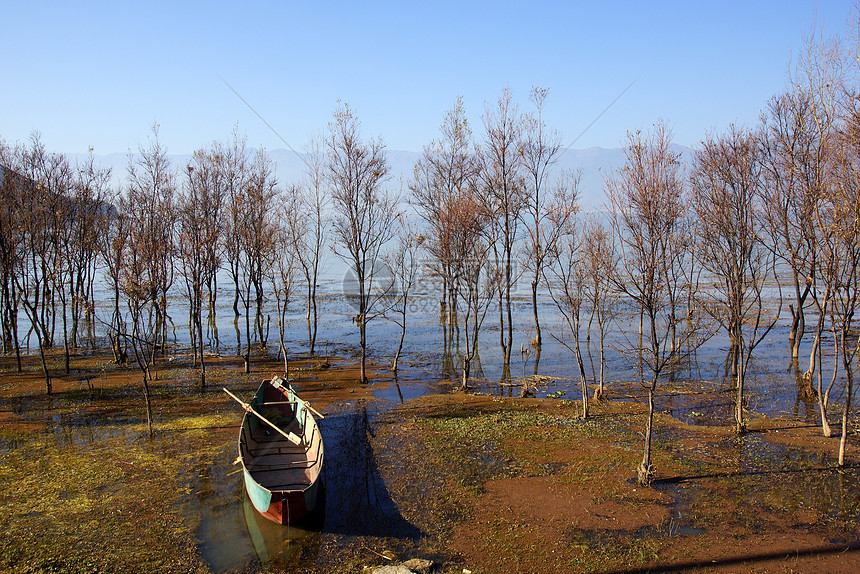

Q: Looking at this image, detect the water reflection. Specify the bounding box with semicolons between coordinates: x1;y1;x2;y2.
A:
241;493;322;569
189;398;421;573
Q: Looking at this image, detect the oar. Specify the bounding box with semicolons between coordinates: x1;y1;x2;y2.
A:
294;396;325;419
269;376;326;419
223;388;302;446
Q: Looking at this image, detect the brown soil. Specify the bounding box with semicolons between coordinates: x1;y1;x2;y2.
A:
2;349;860;573
372;394;860;574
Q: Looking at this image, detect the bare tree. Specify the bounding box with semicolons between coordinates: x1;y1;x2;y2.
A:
480;88;526;373
99;196;129;365
453;196;495;390
760;92;819;365
606;121;690;485
0;141;25;371
178;145;226;389
270;188;299;377
70;152;114;351
327;102;399;383
223;142;277;374
691;126;781;434
546;213;593;419
387;218;422;372
829;108;860;466
411;97;482;357
521;87;564;365
14;134;73;393
124;124;176;369
291;135;328;356
244;148;279;359
581;214;618;400
223;132;251;359
118;194;158;436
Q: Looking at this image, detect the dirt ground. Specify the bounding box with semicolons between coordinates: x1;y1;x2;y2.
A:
1;349;860;573
370;392;860;573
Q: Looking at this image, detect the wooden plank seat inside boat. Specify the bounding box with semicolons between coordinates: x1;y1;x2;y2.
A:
245;419;320;457
248;453;319;489
246;441;322;471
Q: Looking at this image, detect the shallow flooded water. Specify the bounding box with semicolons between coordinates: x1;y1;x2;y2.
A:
151;280;859;570
186;396;424;573
11;266;860;572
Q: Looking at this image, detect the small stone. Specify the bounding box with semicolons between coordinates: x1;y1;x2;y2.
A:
371;566;415;574
402;558;433;573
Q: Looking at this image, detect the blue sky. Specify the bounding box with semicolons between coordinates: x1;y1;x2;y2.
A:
1;1;855;156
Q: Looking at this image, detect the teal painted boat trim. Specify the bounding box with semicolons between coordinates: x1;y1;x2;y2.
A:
244;467;272;514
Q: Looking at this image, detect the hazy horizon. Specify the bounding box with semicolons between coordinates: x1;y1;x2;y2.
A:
3;2;855;161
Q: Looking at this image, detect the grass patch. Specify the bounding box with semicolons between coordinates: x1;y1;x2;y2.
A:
0;430;205;573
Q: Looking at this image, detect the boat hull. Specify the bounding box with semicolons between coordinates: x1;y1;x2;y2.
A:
237;377;324;525
243;467;322;525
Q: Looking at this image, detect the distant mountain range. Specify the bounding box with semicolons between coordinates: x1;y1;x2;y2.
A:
75;145;691;212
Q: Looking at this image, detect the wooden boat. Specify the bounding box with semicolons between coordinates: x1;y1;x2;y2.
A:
225;376;324;525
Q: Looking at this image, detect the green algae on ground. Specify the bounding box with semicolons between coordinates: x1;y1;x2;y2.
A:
0;383;238;573
0;430;206;573
372;392;860;574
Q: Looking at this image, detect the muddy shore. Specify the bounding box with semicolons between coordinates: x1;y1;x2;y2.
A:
1;350;859;573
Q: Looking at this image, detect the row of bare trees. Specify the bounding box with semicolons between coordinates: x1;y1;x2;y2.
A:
2;18;860;470
0;138;110;394
602;26;860;481
408;25;860;482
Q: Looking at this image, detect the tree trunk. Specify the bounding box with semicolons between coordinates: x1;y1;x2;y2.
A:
637;384;656;485
392;312;406;373
505;261;513;368
839;335;854;467
142;371;153;438
309;289;318;357
197;303;206;389
244;298;251;374
531;276;541;350
838;370;851;466
359;318;368;384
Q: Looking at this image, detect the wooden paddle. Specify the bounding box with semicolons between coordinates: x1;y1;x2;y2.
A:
223;388;302;446
269;375;326;419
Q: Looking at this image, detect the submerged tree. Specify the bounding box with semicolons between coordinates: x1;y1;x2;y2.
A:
13;134;71;393
99;195;129;365
178;146;226;389
119;125;176;433
291;135;328;357
124;124;176;369
327;102;399;383
270;188;299;377
759;91;820;365
243;148;279;361
546;210;594;419
521;87;564;365
0;141;24;370
411;97;482;357
453;194;495;389
828;107;860;466
74;153;115;351
480;88;526;374
223;132;251;361
387;218;422;373
691;126;781;434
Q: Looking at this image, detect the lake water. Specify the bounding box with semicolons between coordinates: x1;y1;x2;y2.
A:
70;255;851;425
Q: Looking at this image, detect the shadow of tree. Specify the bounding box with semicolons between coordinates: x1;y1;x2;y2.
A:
598;545;860;574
